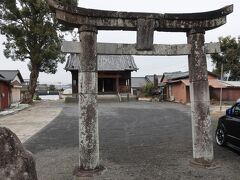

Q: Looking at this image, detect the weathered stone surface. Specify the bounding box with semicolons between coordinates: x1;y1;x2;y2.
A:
0;127;38;180
79;26;97;72
47;0;233;32
205;42;220;54
187;30;213;165
190;99;212;161
190;81;210;102
78;94;99;170
188;31;208;82
136;19;155;50
78;72;97;94
61;41;220;55
78;26;99;170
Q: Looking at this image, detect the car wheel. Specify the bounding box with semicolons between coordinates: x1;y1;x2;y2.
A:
215;126;226;146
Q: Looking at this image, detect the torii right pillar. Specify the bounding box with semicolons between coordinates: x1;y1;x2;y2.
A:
187;29;213;165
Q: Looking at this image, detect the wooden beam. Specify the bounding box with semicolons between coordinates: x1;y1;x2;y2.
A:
98;74;121;78
62;41;220;55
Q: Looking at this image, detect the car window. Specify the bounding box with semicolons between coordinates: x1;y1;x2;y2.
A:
232;104;240;118
236;105;240;111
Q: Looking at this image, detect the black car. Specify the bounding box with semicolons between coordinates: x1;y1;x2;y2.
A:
215;102;240;149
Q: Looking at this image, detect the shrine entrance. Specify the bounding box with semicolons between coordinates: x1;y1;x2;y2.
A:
47;0;233;172
98;78;115;93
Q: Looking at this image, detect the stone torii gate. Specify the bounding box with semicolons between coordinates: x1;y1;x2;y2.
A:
47;0;233;171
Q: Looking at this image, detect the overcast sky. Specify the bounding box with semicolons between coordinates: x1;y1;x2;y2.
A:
0;0;239;84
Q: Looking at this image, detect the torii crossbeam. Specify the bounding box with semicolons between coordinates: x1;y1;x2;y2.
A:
61;41;221;55
47;0;233;173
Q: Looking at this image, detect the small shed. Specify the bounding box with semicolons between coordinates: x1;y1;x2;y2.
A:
0;74;11;110
65;54;138;95
210;81;240;102
131;77;147;95
0;70;24;104
160;71;221;103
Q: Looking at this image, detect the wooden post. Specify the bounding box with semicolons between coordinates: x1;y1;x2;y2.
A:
187;29;213;166
102;79;105;93
116;76;119;93
78;25;99;170
71;71;78;98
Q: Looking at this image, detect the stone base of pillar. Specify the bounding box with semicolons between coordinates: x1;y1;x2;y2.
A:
73;165;105;178
189;159;220;169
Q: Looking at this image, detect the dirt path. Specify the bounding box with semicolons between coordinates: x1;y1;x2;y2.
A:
0;100;63;143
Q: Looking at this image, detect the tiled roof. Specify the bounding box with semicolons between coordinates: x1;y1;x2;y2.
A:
131;77;147;88
163;71;189;81
132;75;163;88
145;75;162;83
222;81;240;87
145;75;154;83
65;54;138;71
209;79;227;88
0;73;10;83
0;70;24;83
181;79;226;88
162;71;218;82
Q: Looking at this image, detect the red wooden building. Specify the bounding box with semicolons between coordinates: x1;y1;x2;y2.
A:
0;74;11;110
0;70;24;104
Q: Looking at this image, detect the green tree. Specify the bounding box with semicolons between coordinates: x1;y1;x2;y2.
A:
140;83;154;97
49;84;56;91
0;0;77;103
211;36;240;80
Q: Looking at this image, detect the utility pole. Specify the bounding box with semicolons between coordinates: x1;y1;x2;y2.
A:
220;63;223;111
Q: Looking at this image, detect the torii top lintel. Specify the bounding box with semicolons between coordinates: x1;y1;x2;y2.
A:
47;0;232;32
47;0;232;50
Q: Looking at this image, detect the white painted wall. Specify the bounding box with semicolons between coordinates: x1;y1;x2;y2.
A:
11;87;21;103
10;74;23;103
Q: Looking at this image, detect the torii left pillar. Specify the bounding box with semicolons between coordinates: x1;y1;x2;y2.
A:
78;25;99;170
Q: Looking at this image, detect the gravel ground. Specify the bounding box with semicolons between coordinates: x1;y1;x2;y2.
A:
24;101;240;180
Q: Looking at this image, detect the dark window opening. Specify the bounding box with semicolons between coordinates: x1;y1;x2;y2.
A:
98;78;116;93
